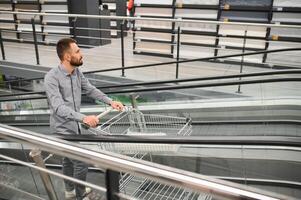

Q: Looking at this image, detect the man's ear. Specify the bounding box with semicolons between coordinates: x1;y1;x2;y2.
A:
64;52;71;62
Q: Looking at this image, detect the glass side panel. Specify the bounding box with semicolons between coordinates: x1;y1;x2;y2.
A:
0;141;107;200
0;142;47;199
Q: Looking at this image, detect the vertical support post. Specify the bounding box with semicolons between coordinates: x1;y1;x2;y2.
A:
170;0;177;56
214;0;223;58
29;149;58;200
130;93;139;109
237;30;247;93
120;20;125;77
31;18;40;65
106;169;120;200
263;0;274;63
176;26;181;79
72;17;77;41
8;82;12;92
0;29;6;60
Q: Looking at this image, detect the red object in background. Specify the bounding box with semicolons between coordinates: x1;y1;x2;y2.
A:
128;0;134;11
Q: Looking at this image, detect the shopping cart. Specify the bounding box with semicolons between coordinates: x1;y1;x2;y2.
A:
88;107;211;200
88;107;192;154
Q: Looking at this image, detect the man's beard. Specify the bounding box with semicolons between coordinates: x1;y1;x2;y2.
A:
70;57;83;67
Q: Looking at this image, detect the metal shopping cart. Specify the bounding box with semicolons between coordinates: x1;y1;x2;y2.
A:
88;107;192;154
88;107;211;200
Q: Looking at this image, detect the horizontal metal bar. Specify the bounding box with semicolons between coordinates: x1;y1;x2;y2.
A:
0;10;300;29
0;124;287;200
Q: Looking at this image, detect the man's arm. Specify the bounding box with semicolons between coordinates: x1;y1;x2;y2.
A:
79;71;112;104
80;71;124;111
44;73;85;122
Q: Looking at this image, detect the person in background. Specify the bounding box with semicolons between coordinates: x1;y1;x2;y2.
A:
128;0;135;17
44;38;123;200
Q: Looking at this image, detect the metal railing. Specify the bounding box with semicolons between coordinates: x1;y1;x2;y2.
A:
0;10;300;79
0;123;292;200
1;11;300;28
1;47;300;88
0;68;300;102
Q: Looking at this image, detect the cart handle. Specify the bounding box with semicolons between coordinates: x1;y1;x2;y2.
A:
97;107;114;119
82;107;114;130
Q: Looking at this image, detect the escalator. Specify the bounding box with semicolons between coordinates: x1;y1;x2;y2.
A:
0;102;300;199
0;70;300;199
0;135;301;199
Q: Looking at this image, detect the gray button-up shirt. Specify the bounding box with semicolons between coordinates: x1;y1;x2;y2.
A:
44;64;112;135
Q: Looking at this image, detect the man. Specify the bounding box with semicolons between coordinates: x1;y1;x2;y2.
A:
44;38;123;199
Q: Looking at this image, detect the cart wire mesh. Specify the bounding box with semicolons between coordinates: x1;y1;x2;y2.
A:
89;108;211;200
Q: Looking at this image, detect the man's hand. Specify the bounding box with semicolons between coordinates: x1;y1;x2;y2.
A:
110;101;124;111
83;115;99;128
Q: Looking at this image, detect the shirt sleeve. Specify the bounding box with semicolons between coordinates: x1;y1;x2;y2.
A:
44;72;85;122
79;71;112;105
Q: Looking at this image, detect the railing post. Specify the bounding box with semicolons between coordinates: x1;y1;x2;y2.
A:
120;20;125;77
31;17;40;65
130;93;139;109
176;26;181;79
237;30;247;93
0;29;6;60
29;149;58;200
72;17;77;41
106;169;120;200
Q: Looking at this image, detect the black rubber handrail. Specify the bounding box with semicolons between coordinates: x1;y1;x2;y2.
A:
0;134;301;147
91;69;301;89
51;135;301;148
105;77;301;93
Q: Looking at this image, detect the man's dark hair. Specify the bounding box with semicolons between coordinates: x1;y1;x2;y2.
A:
56;38;77;61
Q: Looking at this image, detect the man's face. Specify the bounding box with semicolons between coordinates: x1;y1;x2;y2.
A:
67;43;83;67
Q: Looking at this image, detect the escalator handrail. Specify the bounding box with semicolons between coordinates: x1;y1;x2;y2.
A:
0;123;290;200
2;135;301;147
54;135;301;148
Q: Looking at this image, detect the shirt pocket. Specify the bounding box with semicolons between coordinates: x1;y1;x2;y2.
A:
58;78;70;101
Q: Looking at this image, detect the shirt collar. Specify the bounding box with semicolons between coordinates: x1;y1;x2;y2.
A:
59;64;77;76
